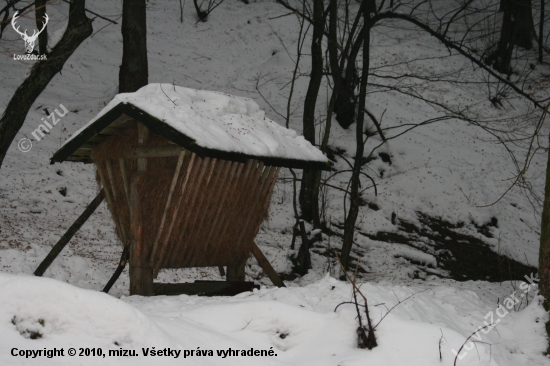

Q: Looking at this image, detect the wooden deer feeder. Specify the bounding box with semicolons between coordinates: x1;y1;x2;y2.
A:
50;84;329;296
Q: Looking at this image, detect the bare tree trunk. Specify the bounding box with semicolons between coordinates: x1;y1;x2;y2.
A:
341;0;372;271
513;0;536;49
35;0;47;55
490;0;535;73
539;129;550;354
493;10;516;74
0;0;92;169
540;0;545;63
119;0;148;93
299;0;324;228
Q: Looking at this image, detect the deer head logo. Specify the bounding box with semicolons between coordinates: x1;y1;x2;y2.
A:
11;11;49;54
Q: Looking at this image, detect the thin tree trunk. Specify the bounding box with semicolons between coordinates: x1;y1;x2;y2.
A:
35;0;47;55
490;0;535;73
513;0;535;49
299;0;324;228
492;10;516;74
539;127;550;354
540;0;545;63
341;1;372;271
0;0;92;169
119;0;148;93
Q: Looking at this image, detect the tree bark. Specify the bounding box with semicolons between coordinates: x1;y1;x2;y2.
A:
511;0;535;49
539;0;545;63
299;0;324;227
539;129;550;354
35;0;47;55
490;0;535;73
119;0;148;93
341;0;372;271
0;0;92;169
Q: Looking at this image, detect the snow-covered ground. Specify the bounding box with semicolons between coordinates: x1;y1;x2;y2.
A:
0;272;548;365
1;0;549;364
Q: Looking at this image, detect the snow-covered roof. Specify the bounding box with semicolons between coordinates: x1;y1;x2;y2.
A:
51;84;329;170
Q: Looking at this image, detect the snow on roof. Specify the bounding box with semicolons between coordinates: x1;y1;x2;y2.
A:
65;84;328;163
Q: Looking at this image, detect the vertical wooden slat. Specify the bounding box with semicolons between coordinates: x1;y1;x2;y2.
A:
200;160;247;256
152;152;198;276
210;160;255;259
119;158;131;207
174;160;233;267
232;165;273;250
105;160;117;200
170;159;218;264
149;150;187;267
154;156;211;275
221;163;267;267
252;167;280;235
182;160;238;267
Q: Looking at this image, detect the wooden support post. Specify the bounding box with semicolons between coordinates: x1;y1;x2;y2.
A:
34;189;105;276
251;242;286;287
226;258;247;282
153;153;198;276
129;123;153;296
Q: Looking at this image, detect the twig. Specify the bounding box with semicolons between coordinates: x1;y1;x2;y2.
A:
334;301;366;312
335;252;377;349
453;324;494;366
268;12;294;20
373;288;430;329
160;84;177;106
439;329;445;361
476;103;549;208
241;319;253;330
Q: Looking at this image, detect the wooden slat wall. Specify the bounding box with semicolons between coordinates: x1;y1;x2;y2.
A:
95;137;280;270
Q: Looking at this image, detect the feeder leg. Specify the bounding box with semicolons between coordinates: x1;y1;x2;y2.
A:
251;242;286;288
129;265;153;295
34;189;105;277
226;259;246;282
128;123;154;296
